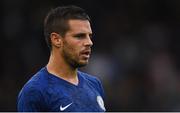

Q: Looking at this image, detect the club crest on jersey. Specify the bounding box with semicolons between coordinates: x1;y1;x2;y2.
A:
97;95;106;111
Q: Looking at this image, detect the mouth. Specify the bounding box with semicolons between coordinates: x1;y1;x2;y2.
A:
80;50;91;59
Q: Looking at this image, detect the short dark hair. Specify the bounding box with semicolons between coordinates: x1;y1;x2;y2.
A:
44;5;90;49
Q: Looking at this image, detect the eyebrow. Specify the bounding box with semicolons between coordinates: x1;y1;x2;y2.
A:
73;32;92;37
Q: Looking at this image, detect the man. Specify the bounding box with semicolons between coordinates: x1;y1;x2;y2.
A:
17;5;106;112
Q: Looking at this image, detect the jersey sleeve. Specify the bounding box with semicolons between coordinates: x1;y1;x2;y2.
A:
17;85;46;111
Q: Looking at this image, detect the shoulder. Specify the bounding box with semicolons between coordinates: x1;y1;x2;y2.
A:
19;67;48;97
78;71;103;92
78;71;105;98
18;68;49;111
78;71;101;85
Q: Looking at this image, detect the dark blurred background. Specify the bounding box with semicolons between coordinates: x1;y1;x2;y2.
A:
1;0;180;111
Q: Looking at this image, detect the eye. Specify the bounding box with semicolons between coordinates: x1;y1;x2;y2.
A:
73;33;93;40
74;33;86;39
89;34;93;39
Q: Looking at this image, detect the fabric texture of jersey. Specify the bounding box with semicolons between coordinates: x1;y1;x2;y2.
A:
17;67;106;112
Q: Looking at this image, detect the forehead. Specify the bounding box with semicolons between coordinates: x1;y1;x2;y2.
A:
67;19;92;33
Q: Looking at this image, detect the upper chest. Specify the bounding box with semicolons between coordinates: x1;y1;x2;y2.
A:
44;81;105;112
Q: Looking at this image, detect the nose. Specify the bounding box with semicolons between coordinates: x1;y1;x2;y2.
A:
84;36;93;47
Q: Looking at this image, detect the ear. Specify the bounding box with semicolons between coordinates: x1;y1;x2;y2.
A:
50;32;62;48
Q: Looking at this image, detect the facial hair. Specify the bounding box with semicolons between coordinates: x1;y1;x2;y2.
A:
61;40;88;69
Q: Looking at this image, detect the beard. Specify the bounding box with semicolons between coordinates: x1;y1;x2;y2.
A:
62;50;87;68
62;45;88;69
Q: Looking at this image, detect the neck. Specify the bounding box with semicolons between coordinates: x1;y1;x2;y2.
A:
46;50;78;85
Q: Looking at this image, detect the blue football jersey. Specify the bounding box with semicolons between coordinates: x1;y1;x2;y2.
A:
17;67;106;112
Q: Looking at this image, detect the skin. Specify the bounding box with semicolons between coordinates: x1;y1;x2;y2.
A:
47;19;93;85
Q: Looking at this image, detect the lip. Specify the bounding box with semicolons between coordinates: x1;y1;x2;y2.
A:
80;50;91;58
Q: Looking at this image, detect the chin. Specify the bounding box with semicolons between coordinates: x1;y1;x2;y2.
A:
75;60;89;68
78;62;88;67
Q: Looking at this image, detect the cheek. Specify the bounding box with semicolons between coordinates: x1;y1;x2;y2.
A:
63;42;80;57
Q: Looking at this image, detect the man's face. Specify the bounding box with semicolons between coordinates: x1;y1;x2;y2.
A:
61;19;93;68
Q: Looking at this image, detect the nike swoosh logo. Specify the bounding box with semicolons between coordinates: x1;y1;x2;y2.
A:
60;102;73;111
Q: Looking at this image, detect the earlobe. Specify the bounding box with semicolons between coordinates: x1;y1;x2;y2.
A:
50;32;62;48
